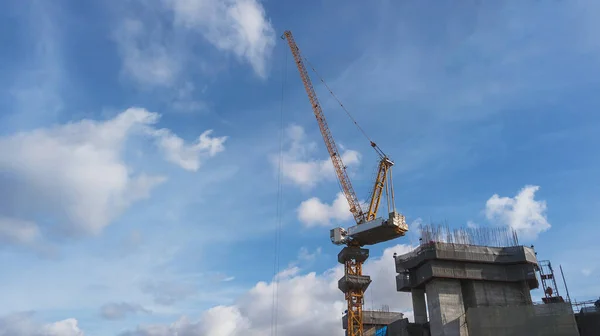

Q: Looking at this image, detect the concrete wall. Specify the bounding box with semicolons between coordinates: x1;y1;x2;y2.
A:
425;279;468;336
576;312;600;336
363;325;380;336
461;280;531;308
342;311;404;335
466;303;579;336
388;318;430;336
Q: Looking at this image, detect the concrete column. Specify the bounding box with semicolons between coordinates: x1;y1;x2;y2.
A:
411;288;427;324
426;279;469;336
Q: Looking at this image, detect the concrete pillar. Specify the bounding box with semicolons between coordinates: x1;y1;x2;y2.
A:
411;288;427;324
426;279;468;336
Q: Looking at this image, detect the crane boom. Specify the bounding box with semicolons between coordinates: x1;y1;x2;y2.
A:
282;30;365;225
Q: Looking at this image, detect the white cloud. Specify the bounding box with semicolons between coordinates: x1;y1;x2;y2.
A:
274;266;301;281
141;280;198;306
171;82;209;113
100;302;151;320
0;107;225;242
409;218;423;234
581;268;593;276
121;244;415;336
297;192;354;227
114;0;275;88
466;220;478;229
0;217;40;246
297;247;322;263
114;18;181;87
164;0;275;77
120;311;249;336
275;125;361;189
0;312;83;336
485;185;550;241
150;129;227;171
199;306;250;335
42;319;84;336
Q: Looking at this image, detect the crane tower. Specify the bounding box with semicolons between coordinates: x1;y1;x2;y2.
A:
282;31;408;336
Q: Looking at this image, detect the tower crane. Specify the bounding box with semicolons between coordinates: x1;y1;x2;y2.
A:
282;31;408;336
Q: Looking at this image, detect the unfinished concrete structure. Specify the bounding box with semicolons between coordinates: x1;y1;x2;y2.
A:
574;299;600;336
392;225;582;336
396;243;538;335
467;302;579;336
342;311;405;336
333;225;585;335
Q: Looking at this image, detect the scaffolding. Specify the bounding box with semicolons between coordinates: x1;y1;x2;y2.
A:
571;298;600;313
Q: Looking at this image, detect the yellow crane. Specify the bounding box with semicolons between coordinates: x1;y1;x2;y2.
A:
282;30;408;336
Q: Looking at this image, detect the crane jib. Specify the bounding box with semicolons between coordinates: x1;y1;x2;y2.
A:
283;30;365;225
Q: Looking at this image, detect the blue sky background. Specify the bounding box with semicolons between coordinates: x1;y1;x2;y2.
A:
0;0;599;335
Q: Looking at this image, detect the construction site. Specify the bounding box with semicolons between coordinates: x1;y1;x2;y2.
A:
281;30;600;336
337;223;600;336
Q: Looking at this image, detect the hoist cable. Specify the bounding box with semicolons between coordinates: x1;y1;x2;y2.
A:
270;43;288;336
302;56;387;158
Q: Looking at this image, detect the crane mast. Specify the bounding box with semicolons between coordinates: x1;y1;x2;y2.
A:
282;30;407;336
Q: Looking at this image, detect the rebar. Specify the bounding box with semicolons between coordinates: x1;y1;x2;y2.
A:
419;223;519;248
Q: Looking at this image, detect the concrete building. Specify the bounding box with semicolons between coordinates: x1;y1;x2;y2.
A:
395;242;538;335
575;301;600;336
393;235;580;336
342;311;404;336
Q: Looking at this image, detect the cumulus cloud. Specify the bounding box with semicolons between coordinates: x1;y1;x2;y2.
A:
150;129;227;171
0;107;226;243
0;312;83;336
297;192;354;227
114;0;275;88
120;244;414;336
42;319;84;336
164;0;275;77
485;185;550;240
275;125;360;189
100;302;151;320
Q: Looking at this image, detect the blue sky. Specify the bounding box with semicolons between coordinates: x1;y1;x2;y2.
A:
1;0;599;335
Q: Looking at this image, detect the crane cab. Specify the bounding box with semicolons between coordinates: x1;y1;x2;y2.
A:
331;227;348;245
